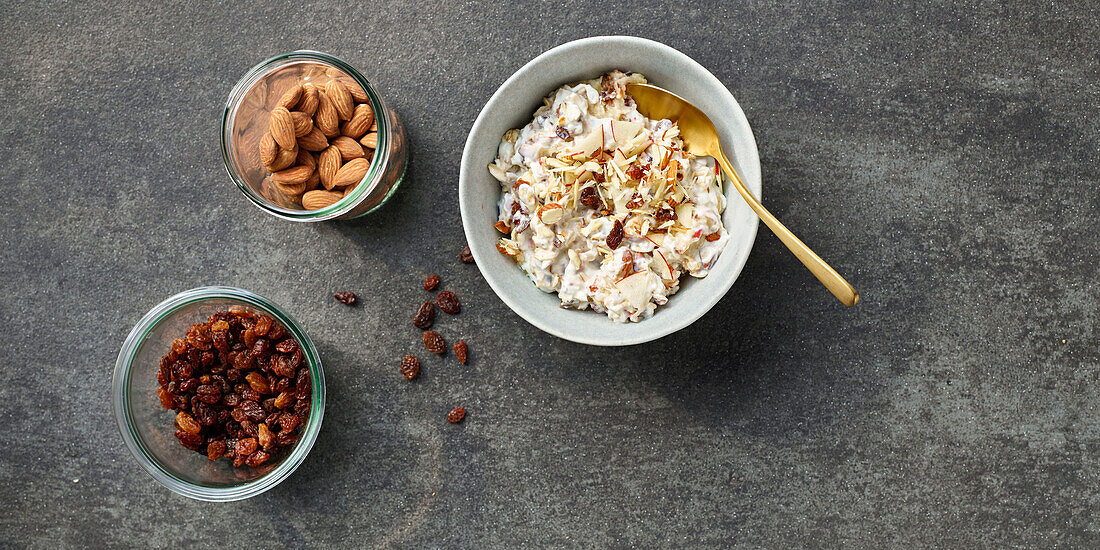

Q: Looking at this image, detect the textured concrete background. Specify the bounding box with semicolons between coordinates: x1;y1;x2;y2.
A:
1;1;1097;548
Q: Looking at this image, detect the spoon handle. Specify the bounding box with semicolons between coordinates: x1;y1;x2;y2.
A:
714;152;860;307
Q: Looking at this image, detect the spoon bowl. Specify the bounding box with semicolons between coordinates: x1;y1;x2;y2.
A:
628;83;860;307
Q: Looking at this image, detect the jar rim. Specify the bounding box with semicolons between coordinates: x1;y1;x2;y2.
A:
220;51;390;221
112;286;326;501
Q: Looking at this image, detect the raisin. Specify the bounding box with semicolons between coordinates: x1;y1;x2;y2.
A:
276;432;299;447
274;391;294;409
240;420;258;438
274;377;291;393
253;315;273;336
240;388;262;403
157;388;174;409
334;291;357;305
625;164;646;180
413;300;435;330
460;245;475;264
251;338;271;357
186;325;212;351
176;411;202;434
435;291;460;314
176;429;204;450
447;407;466;424
705;232;721;242
273;354;296;378
655;208;675;223
293;398;310;417
401;355;420;380
422;331;445;354
579;186;600;209
232;349;254;370
246;450;271;467
295;369;311;400
235;437;258;457
178;378;198;393
555;125;571;140
223;393;241;407
279;413;300;433
195;384;221;404
606;219;624;249
245;372;271;394
206;440;226;461
423;273;440;291
274;339;298;354
453;340;468;365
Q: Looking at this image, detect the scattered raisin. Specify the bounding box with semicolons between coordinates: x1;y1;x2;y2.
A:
435;291;460;314
422;331;445;354
447;407;466;424
655;208;675;223
424;273;440;291
333;291;357;305
460;245;474;264
453;340;468;365
606;219;624;249
401;355;420;380
555;126;571;140
705;232;721;242
413;300;435;330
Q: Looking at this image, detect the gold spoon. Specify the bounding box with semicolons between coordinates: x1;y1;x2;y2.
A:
627;83;859;307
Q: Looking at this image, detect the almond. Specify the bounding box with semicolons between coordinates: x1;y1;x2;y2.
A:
359;132;378;149
493;221;510;234
290;111;313;137
296;148;316;171
269;106;296;150
343;180;360;197
259;132;277;167
270;163;313;185
277;84;302;110
333;157;370;188
341;103;374;138
302;189;343;210
272;172;312;196
269;144;297;171
331;136;365;161
297;127;328;151
325;80;354;120
370;120;378;132
296;83;319;116
318;146;342;190
315;91;339;137
537;202;564;224
341;78;369;103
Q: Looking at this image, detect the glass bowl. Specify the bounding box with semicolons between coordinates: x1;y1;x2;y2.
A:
221;50;408;220
112;287;326;501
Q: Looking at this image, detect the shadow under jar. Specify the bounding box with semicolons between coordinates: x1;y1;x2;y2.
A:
113;287;325;501
222;51;408;220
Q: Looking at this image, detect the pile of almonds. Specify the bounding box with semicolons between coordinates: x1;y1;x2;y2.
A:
260;78;379;210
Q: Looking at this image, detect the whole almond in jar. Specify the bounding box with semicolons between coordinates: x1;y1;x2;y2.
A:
221;51;408;221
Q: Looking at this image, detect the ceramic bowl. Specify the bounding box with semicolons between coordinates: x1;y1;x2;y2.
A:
459;36;761;346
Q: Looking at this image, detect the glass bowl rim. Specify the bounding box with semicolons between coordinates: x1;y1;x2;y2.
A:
112;286;326;501
220;50;391;221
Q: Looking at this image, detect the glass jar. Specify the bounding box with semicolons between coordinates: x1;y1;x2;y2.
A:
221;51;407;220
112;287;326;501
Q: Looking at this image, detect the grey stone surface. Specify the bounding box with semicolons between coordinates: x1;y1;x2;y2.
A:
1;0;1097;547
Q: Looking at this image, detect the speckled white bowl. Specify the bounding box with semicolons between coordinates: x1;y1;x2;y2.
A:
460;36;761;346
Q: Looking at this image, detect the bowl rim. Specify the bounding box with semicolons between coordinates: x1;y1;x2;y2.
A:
112;286;326;501
459;35;761;346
